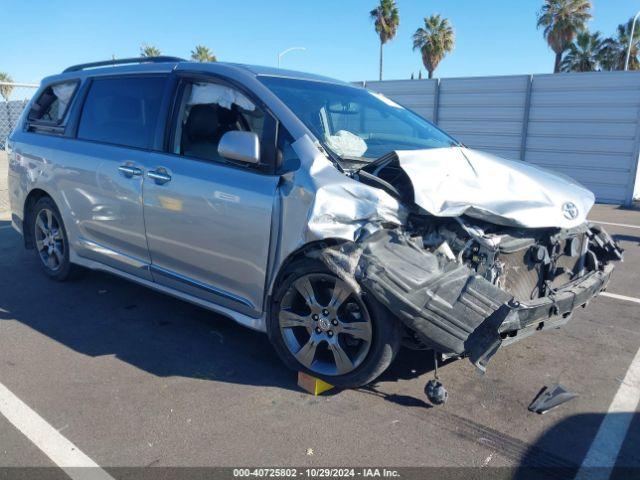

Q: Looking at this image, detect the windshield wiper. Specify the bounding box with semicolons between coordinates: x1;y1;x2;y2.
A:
353;151;398;173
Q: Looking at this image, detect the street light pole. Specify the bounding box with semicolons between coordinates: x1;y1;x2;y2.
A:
625;10;640;71
277;47;306;68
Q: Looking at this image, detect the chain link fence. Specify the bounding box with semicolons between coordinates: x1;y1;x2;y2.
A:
0;81;39;150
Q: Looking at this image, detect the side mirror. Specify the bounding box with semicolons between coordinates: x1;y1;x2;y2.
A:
218;131;260;164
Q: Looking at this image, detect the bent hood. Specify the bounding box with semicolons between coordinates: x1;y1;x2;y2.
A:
395;147;595;229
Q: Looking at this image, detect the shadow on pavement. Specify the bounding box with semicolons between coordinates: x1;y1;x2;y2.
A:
612;233;640;245
0;220;434;394
513;412;640;479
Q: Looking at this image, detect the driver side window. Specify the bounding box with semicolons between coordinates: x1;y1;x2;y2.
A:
173;81;265;163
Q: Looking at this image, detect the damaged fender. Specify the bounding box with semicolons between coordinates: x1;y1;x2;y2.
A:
267;135;405;294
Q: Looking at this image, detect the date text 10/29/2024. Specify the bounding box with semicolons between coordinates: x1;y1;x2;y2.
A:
233;468;400;478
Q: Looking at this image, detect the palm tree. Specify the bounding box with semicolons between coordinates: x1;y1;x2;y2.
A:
140;43;161;57
561;31;603;72
600;18;640;71
537;0;592;73
0;72;13;101
0;72;14;135
190;45;217;62
412;15;455;79
370;0;399;81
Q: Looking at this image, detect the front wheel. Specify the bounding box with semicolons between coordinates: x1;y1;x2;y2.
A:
268;259;402;388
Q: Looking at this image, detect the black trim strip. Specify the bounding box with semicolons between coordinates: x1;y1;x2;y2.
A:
149;264;254;309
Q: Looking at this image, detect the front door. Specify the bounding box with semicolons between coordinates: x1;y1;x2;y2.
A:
142;78;279;317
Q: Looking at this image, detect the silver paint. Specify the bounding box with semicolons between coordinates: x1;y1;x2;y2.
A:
217;131;260;164
7;60;601;335
394;147;595;229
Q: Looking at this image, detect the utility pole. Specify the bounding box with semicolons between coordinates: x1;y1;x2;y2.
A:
277;47;306;68
625;11;640;70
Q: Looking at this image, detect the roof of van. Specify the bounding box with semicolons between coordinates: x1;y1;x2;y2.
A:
44;57;350;87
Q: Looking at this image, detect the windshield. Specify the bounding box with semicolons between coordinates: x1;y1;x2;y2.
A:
259;76;459;162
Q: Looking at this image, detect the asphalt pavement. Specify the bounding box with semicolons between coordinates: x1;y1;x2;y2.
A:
0;150;638;477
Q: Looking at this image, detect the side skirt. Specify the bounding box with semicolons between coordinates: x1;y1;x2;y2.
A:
70;251;268;333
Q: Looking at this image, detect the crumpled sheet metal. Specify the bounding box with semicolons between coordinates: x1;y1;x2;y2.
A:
395;147;595;229
268;134;405;293
284;135;404;239
354;229;512;365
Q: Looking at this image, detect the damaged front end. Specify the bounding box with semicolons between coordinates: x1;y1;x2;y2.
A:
278;136;623;375
319;218;622;373
344;219;621;373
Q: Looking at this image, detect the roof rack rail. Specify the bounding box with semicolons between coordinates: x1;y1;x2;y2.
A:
63;56;185;73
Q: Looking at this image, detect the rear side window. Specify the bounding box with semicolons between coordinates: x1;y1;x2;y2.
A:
28;81;79;126
77;76;166;149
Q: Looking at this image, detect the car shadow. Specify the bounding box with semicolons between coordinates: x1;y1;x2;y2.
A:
513;412;640;479
0;221;435;395
612;204;640;212
612;233;640;245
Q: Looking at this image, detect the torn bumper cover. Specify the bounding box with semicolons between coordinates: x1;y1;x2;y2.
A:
353;229;615;373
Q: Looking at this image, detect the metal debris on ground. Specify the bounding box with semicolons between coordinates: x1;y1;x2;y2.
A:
425;380;448;405
528;383;577;414
425;350;448;405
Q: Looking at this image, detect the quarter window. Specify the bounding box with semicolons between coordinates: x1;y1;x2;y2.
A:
28;81;78;125
77;76;166;149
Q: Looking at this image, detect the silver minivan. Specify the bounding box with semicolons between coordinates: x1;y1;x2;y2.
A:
7;57;621;389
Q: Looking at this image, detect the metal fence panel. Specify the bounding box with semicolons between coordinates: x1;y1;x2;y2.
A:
525;72;640;204
0;82;38;150
364;79;438;121
360;71;640;205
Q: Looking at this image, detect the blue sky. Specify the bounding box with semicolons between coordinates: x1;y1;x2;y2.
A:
1;0;638;83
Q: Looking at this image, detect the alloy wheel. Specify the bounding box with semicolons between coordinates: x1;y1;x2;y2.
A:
278;273;373;376
34;208;65;272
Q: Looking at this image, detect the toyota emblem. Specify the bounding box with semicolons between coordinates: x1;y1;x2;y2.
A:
562;202;579;220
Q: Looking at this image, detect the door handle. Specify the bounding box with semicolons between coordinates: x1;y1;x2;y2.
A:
118;165;143;178
148;168;172;185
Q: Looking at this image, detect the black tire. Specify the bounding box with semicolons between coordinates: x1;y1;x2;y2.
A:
268;257;402;388
30;197;80;281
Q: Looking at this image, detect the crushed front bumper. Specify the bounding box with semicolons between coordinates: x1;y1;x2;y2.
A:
468;263;614;371
350;229;618;373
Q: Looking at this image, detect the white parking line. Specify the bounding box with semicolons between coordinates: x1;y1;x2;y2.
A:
588;220;640;230
575;346;640;479
600;292;640;305
0;381;114;480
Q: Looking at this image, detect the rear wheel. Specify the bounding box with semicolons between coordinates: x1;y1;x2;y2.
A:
268;258;402;388
31;197;78;281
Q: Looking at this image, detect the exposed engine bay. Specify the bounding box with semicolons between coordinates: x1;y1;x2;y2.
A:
313;151;624;373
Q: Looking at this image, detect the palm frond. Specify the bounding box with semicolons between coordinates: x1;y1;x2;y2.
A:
561;30;603;72
536;0;593;57
190;45;217;62
140;43;162;57
412;14;455;78
370;0;399;44
0;72;13;101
